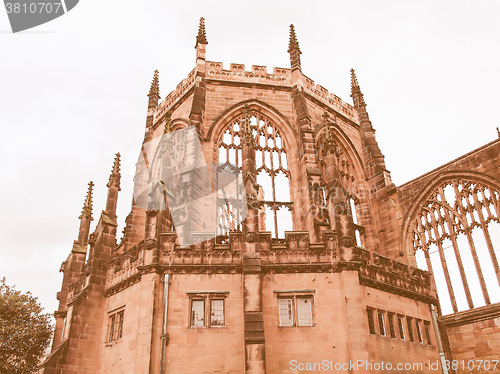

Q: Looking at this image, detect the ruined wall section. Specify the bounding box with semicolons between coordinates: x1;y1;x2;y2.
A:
397;139;500;220
397;138;500;369
441;304;500;373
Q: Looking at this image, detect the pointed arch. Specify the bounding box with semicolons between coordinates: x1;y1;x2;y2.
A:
210;100;298;238
401;171;500;252
401;170;500;314
207;99;298;149
313;122;367;183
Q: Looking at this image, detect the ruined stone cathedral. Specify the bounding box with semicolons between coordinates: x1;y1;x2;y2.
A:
41;19;500;374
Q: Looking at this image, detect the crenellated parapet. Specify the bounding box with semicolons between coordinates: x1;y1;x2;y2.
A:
153;68;196;122
358;253;435;303
303;75;357;121
206;62;292;85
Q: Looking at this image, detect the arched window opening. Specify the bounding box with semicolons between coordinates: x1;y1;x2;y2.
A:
410;179;500;315
217;111;292;238
349;197;364;247
316;125;363;239
217;121;244;237
310;182;329;225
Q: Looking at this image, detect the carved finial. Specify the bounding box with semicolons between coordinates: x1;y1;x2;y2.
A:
195;17;208;47
321;112;337;156
350;68;366;108
107;153;121;191
288;24;301;54
350;68;359;89
322;111;331;138
288;24;302;72
497;127;500;138
148;69;160;97
322;111;330;124
164;114;172;134
79;181;94;220
242;104;254;145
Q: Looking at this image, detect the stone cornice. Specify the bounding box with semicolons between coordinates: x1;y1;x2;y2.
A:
440;303;500;327
105;273;141;297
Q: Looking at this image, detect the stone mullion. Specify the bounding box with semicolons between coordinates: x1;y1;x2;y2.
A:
428;210;458;313
452;182;491;305
301;132;323;242
414;221;441;313
438;188;474;309
416;219;435;276
471;189;500;287
488;186;500;219
266;126;278;236
241;118;266;374
479;186;495;219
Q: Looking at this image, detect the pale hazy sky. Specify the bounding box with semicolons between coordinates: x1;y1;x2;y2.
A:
1;0;499;315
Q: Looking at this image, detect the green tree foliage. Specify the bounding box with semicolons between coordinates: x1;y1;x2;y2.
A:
0;278;52;374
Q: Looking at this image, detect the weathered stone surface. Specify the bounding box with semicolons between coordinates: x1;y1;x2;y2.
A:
41;19;500;374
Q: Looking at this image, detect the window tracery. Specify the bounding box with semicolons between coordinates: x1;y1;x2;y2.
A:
217;110;292;238
410;179;500;314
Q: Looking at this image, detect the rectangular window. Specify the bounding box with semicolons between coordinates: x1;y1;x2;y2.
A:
210;299;225;327
117;311;124;339
107;308;125;343
415;320;423;343
297;297;313;326
387;313;396;339
276;293;314;327
278;298;294;326
367;309;376;335
377;311;386;336
109;315;116;343
190;299;205;327
424;321;432;345
397;315;405;340
187;291;229;328
407;317;414;342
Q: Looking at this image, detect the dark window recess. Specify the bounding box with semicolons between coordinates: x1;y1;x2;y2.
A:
377;311;386;336
424;321;432;345
407;317;414;342
397;316;405;340
109;315;116;342
367;309;376;335
416;320;423;343
388;313;396;339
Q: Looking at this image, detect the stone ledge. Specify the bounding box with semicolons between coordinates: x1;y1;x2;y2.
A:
441;303;500;327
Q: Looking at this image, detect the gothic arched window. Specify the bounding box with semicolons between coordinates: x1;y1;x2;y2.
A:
316;121;364;246
217;110;292;238
410;179;500;315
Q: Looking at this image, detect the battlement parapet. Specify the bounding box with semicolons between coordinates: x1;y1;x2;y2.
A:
206;61;292;86
154;68;196;122
303;74;357;122
152;64;357;126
